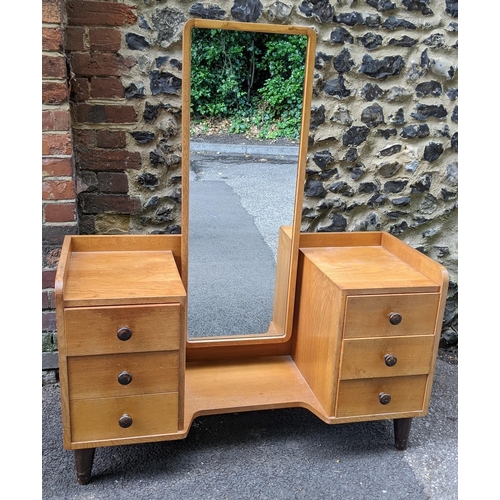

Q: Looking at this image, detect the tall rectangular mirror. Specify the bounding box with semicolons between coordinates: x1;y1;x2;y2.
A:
181;19;316;347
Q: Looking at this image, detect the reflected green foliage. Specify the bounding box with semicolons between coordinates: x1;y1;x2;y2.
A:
190;29;307;140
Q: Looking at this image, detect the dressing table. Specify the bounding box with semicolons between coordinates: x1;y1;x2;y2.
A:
55;19;449;485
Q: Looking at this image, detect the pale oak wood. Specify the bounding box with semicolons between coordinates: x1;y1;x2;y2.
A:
68;351;179;399
64;250;185;307
344;293;440;338
340;336;435;380
65;304;180;356
70;392;179;444
181;19;317;344
336;375;427;418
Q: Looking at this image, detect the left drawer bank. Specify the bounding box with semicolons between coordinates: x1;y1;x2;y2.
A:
55;235;187;453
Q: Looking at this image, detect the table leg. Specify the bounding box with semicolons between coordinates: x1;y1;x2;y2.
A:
74;448;95;485
393;418;412;450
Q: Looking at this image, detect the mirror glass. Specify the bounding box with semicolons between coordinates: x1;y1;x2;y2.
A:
181;20;315;343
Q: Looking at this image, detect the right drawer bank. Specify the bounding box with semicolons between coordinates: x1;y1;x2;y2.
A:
292;233;448;423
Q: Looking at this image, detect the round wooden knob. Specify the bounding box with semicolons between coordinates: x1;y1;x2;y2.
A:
118;371;132;385
117;327;132;341
384;354;398;367
389;312;402;325
118;414;133;428
379;392;392;405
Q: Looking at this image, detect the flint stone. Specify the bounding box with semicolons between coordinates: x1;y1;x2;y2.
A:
358;182;379;193
144;102;160;122
310;105;326;129
323;75;350;98
386;86;412;102
389;108;405;125
144;196;160;209
344;148;358;162
360;83;384;101
451;132;458;152
391;197;410;206
411;174;432;193
359;54;405;79
451;105;458;122
378;128;397;139
350;165;364;180
424;33;446;49
313;150;334;169
150;71;182;95
360;32;383;50
126;33;150;50
266;1;293;22
170;59;182;71
131;131;155;144
343;126;370;146
447;88;458;100
446;0;458;18
304;179;327;197
380;144;401;157
381;16;416;30
401;124;429;139
333;48;355;73
335;12;362;26
329;181;354;196
384;180;408;193
389;35;417;47
423;142;443;162
410;103;447;121
330;27;353;44
151;7;186;48
189;2;226;19
368;193;388;206
155;56;169;68
318;213;347;232
137;172;158;189
231;0;263;22
361;103;384;128
139;15;151;30
125;82;145;99
389;221;409;235
387;211;407;219
366;0;396;12
298;0;335;23
441;188;457;201
402;0;433;15
415;80;442;97
315;52;333;69
378;161;401;177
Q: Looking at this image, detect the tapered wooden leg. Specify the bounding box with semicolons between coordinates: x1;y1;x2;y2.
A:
74;448;95;485
393;418;412;450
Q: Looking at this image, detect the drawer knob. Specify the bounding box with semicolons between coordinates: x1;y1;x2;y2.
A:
379;392;392;405
117;327;132;341
118;371;133;385
118;414;133;428
389;312;402;325
384;354;398;367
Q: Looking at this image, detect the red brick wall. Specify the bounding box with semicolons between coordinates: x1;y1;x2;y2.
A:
42;0;77;370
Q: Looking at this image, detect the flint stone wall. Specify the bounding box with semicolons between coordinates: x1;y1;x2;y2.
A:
67;0;458;344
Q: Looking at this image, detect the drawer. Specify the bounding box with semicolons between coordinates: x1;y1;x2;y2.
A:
340;336;434;380
68;351;179;399
64;304;180;356
70;393;179;443
336;375;427;417
344;293;439;339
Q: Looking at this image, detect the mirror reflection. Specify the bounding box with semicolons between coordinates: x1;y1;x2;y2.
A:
183;22;311;340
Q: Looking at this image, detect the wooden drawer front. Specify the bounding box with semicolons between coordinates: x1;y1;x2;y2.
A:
340;336;434;380
65;304;180;356
336;375;427;418
67;351;179;399
344;293;439;339
70;393;179;443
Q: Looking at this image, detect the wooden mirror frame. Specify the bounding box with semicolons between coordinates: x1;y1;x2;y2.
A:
181;19;316;357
